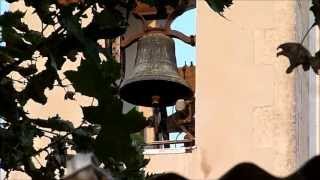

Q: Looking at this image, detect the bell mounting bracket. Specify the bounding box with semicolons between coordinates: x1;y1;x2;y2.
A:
120;8;196;49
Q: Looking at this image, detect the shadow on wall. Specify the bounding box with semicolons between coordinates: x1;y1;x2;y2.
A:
150;155;320;180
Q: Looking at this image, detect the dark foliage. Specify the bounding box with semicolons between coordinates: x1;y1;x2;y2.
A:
311;0;320;28
278;0;320;74
0;0;151;179
205;0;233;17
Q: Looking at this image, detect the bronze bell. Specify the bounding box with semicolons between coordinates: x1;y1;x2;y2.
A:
120;33;193;107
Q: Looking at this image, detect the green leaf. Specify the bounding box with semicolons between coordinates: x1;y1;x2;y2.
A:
0;121;41;170
15;64;37;77
82;105;100;124
205;0;233;17
131;132;145;146
31;115;74;132
23;30;44;46
71;126;97;152
0;11;29;32
65;60;104;97
94;127;136;163
310;51;320;74
0;46;31;60
0;51;15;63
64;91;75;100
101;59;121;85
311;0;320;28
60;12;100;64
2;27;33;56
82;99;146;165
85;8;127;40
66;49;78;62
84;103;147;167
25;0;55;24
83;105;146;133
124;108;147;133
19;69;57;105
0;79;19;122
65;57;120;98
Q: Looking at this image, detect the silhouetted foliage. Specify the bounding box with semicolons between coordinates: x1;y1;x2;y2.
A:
278;0;320;74
205;0;233;18
0;0;152;179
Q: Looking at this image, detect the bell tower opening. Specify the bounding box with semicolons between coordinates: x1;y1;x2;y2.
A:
140;8;196;153
119;1;196;153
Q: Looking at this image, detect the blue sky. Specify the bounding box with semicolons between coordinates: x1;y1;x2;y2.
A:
171;9;196;67
169;9;195;144
0;0;8;15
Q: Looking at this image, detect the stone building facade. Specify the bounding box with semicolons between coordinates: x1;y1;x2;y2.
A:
143;0;320;179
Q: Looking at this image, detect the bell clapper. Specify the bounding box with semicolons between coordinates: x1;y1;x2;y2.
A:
151;96;170;148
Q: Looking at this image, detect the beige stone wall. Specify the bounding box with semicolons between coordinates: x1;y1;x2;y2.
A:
145;0;319;179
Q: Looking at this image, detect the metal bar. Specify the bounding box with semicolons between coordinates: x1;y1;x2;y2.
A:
145;139;194;146
120;29;195;48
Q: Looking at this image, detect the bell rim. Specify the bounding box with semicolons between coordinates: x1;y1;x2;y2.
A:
120;78;193;107
120;73;192;88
